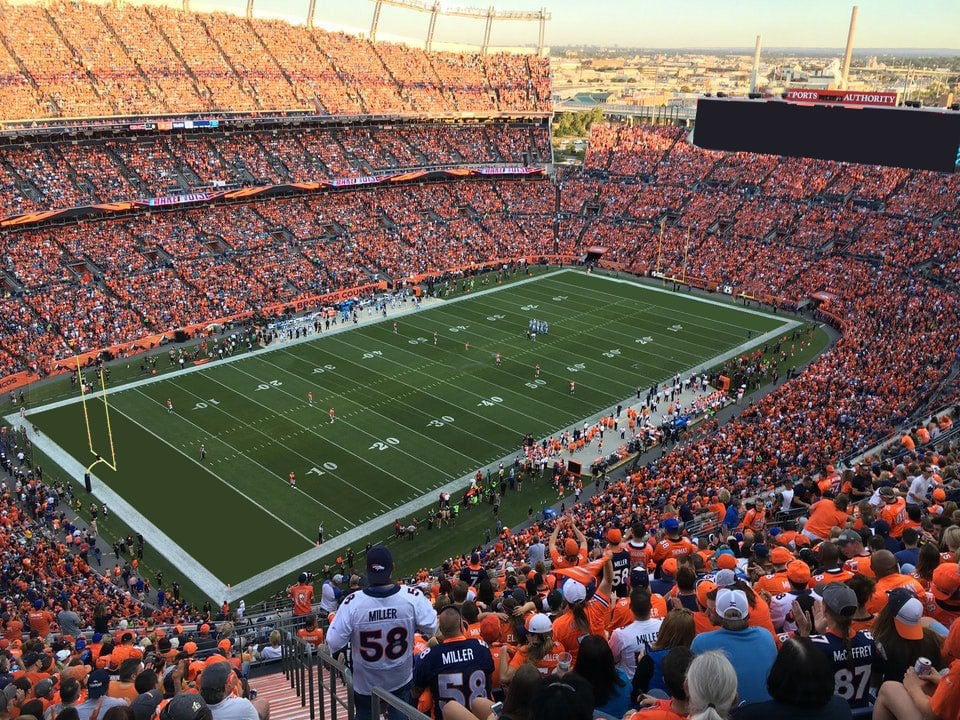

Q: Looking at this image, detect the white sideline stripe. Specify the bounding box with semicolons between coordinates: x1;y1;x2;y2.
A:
13;268;799;602
6;413;230;602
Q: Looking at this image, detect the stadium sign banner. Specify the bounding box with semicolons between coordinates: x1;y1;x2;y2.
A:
0;370;41;393
785;89;899;107
330;176;379;187
478;166;544;175
137;192;224;208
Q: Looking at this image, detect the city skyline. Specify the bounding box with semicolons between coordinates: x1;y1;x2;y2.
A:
186;0;960;51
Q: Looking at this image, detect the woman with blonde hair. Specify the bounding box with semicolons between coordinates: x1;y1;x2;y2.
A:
686;651;738;720
258;630;282;661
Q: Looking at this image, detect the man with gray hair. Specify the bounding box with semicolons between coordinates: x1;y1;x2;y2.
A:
691;588;777;703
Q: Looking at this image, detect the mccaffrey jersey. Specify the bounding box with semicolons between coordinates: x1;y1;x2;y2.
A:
327;585;438;694
413;637;494;718
809;630;885;708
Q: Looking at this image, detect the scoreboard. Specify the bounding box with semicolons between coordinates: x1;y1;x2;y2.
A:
694;97;960;174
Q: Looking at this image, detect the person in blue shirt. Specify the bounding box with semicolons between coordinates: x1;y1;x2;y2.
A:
570;634;632;719
690;588;778;704
894;528;920;569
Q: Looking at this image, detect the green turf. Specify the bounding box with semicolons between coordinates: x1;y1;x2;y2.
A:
27;269;792;589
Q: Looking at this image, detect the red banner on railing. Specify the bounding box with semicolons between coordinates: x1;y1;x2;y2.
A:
785;89;899;107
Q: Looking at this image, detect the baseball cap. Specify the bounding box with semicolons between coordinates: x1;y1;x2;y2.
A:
33;679;54;697
770;547;794;565
55;649;71;663
333;574;344;584
33;599;43;609
528;614;553;634
821;584;858;617
21;652;40;668
298;572;308;583
879;487;896;501
663;518;680;533
716;553;738;571
696;580;717;608
217;639;231;652
87;669;111;699
661;558;678;577
160;693;213;720
787;560;812;585
131;690;163;720
199;660;233;692
630;567;649;589
836;530;862;546
931;562;960;601
893;597;924;641
753;543;769;560
183;641;198;656
479;615;501;644
199;624;210;634
564;538;579;556
561;580;587;604
714;569;737;588
933;488;946;502
873;520;891;536
715;588;749;620
606;528;622;544
366;546;394;585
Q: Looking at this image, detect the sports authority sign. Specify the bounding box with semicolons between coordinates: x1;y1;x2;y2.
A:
785;89;899;107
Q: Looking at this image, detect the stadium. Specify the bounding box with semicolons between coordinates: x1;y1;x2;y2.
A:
0;1;959;719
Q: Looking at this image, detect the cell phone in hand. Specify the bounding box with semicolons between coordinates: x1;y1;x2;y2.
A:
490;702;503;717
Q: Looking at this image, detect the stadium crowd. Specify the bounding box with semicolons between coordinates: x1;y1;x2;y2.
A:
0;1;550;122
0;121;550;217
0;30;959;713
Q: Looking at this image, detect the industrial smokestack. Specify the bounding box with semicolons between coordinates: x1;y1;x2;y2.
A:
841;5;858;90
751;35;762;94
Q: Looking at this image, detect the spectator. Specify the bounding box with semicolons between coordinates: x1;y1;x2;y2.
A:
691;589;777;703
199;662;266;720
530;675;593;720
158;694;213;720
630;647;694;720
570;635;631;718
685;651;738;720
633;608;697;697
732;637;852;720
257;631;282;662
326;546;438;720
77;670;127;720
873;587;944;683
609;587;663;677
500;613;564;681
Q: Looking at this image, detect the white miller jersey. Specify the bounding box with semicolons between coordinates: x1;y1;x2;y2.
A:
326;585;438;694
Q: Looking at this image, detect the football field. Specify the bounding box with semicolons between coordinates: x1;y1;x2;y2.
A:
19;269;797;600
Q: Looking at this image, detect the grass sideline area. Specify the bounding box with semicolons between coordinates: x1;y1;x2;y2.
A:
16;268;807;603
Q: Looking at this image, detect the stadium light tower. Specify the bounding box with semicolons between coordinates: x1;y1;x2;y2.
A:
841;5;858;90
367;0;551;54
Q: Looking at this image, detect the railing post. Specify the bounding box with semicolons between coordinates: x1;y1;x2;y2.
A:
299;642;307;709
307;646;316;720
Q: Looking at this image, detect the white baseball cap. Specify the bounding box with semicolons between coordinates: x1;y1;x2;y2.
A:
561;580;587;604
528;614;553;634
716;588;749;620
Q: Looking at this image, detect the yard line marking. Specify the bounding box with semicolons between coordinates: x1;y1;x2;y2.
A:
265;351;504;456
157;381;367;519
233;358;468;479
110;396;316;545
206;365;425;493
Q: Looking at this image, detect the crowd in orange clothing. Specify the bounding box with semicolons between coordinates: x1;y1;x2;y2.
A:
0;121;550;217
0;0;550;122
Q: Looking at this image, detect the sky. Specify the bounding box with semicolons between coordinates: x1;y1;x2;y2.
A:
190;0;960;50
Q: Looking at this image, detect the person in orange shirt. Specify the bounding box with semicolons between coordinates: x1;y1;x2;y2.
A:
754;547;794;596
929;562;960;627
608;568;667;632
801;493;850;543
740;499;768;534
548;517;587;569
552;557;613;664
289;572;315;616
26;599;53;639
878;487;908;539
838;529;875;578
865;551;925;614
500;613;565;681
652;518;696;569
297;615;324;649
